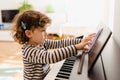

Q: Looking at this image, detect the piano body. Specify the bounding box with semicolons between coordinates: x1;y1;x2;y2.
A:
44;26;120;80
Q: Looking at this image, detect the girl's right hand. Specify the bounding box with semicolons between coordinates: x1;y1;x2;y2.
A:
75;33;96;51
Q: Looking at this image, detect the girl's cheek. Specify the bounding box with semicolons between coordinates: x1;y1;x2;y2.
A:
45;33;47;39
42;32;46;39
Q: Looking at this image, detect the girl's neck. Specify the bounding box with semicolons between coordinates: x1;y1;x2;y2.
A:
26;41;38;46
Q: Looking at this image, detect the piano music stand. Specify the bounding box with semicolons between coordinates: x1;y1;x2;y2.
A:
88;27;112;73
77;28;103;74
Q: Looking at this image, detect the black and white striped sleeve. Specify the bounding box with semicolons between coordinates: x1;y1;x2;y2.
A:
44;38;81;49
23;45;77;64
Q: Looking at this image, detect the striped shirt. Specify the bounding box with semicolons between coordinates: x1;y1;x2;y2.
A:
22;38;81;80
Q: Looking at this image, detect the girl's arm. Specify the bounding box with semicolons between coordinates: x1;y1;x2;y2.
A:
22;45;77;64
23;33;95;64
44;38;82;49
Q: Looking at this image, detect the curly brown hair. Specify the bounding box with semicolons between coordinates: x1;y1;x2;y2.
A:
12;10;51;44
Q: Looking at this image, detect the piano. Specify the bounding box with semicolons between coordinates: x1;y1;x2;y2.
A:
44;26;120;80
44;53;89;80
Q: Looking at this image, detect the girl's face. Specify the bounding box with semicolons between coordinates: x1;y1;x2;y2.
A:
26;27;47;45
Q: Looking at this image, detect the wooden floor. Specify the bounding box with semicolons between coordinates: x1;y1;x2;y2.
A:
0;41;23;80
0;41;55;80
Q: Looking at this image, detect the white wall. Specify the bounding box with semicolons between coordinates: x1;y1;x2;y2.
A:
0;0;113;29
113;0;120;47
65;0;106;27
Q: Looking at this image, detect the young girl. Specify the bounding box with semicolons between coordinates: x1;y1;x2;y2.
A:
12;10;95;80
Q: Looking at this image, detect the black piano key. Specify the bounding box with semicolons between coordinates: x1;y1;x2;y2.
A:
63;62;75;66
58;71;71;76
65;60;74;63
61;65;73;70
55;77;69;80
61;66;72;70
55;56;77;79
56;74;69;79
64;61;75;63
57;72;70;78
61;66;73;70
64;60;75;63
65;59;75;62
60;68;71;72
62;64;73;67
60;69;72;73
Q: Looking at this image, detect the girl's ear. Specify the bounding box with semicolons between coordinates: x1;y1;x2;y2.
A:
25;30;32;38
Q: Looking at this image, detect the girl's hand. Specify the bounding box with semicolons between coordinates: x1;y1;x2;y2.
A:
75;33;96;51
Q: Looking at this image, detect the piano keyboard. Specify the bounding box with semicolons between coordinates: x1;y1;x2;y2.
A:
44;53;89;80
55;56;77;80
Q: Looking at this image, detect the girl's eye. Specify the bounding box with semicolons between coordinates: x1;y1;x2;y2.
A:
41;30;46;32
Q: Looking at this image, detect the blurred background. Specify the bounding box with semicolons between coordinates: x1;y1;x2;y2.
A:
0;0;120;80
